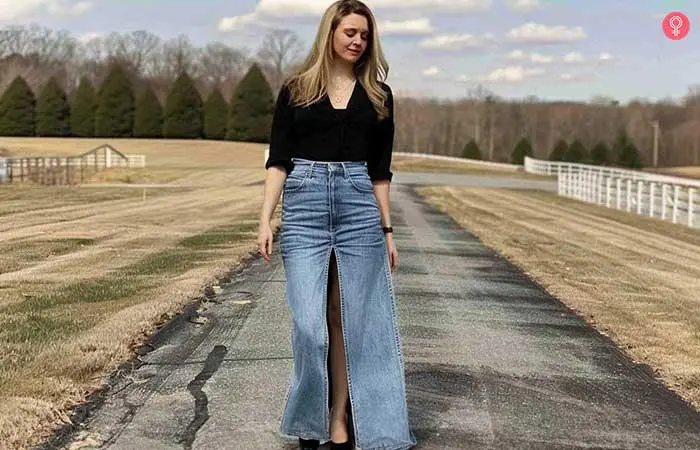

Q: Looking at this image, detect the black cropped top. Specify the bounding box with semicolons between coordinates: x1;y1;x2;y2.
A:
264;80;395;182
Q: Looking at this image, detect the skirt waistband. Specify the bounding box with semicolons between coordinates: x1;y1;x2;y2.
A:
291;158;368;176
292;158;367;167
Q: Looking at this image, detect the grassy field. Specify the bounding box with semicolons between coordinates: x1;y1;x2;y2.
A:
390;155;555;179
0;138;272;449
648;165;700;180
418;186;700;411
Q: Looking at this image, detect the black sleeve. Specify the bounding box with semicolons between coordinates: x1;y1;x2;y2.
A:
265;83;295;173
368;83;394;182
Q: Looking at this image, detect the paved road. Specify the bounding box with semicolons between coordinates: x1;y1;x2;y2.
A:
50;177;700;450
393;171;557;191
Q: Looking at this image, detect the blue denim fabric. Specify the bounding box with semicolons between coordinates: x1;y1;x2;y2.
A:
279;158;415;450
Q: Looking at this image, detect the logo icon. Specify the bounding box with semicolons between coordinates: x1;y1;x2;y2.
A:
662;12;690;40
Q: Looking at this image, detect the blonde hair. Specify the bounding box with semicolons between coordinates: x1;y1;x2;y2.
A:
286;0;391;120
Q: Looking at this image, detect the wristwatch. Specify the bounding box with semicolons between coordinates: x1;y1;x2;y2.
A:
382;226;393;234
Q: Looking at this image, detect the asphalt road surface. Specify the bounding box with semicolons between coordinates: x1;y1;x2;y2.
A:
50;173;700;450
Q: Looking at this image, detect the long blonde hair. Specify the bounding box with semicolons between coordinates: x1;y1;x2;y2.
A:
286;0;391;120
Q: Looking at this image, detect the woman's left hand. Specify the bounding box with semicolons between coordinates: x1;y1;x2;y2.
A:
386;233;398;272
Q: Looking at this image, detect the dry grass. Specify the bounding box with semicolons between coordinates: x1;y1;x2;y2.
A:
0;138;274;450
391;155;554;179
418;185;700;411
0;137;267;186
647;166;700;180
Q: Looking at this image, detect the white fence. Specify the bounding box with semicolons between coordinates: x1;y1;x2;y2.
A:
393;152;520;171
524;157;700;229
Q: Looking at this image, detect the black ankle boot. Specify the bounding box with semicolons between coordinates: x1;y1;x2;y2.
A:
329;440;353;450
298;438;320;450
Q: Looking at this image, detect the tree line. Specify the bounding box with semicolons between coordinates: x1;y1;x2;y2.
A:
0;24;698;168
0;62;273;142
461;128;642;168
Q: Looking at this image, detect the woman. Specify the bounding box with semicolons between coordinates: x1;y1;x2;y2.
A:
257;1;415;449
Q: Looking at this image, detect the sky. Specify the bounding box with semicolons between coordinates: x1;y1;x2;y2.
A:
1;0;699;103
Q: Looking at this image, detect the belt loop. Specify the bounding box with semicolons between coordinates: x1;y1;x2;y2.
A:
309;161;316;178
340;162;347;178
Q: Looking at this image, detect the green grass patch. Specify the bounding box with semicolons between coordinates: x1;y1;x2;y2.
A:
0;238;96;274
179;221;257;249
6;276;147;314
0;220;258;349
0;313;80;345
122;248;206;276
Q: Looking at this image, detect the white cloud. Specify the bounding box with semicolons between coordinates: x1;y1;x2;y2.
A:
507;0;540;12
506;50;553;64
379;18;432;35
0;0;92;22
219;0;492;31
598;52;614;62
505;22;586;44
218;13;258;32
562;51;585;63
419;33;494;50
422;66;440;77
476;65;545;83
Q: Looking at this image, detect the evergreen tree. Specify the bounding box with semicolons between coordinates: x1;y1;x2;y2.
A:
71;76;97;137
511;137;533;164
613;128;643;168
590;142;609;165
204;88;228;140
226;63;274;142
461;138;481;159
95;64;135;137
565;139;587;163
163;72;203;138
36;77;71;136
0;76;36;136
134;85;163;138
549;140;568;161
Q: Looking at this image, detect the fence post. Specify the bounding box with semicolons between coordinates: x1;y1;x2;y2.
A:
626;179;632;212
606;177;612;207
672;185;680;224
616;179;622;209
689;188;696;228
649;183;656;218
636;181;643;215
661;184;668;220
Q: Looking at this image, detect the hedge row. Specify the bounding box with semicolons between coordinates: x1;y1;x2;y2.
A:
0;62;274;142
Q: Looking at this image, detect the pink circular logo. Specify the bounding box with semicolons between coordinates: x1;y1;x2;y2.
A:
662;12;690;40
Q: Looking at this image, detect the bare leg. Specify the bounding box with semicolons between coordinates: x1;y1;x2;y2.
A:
327;251;349;443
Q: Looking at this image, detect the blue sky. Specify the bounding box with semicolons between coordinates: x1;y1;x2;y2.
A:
3;0;699;103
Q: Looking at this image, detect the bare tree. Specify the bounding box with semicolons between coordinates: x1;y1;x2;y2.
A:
256;29;303;91
198;42;249;98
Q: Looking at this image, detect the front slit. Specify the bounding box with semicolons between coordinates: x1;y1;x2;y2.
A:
329;247;359;445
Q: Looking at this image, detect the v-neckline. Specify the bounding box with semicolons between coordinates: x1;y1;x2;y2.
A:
328;80;358;111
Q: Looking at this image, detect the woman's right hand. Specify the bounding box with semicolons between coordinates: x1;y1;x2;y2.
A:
257;221;274;262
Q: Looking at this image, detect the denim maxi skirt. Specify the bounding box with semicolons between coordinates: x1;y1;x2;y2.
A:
279;158;415;450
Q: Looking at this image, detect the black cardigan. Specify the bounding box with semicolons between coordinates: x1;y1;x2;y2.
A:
264;80;395;182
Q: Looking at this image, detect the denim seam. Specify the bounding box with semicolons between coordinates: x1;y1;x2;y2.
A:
345;171;375;193
383;241;413;436
321;245;332;441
